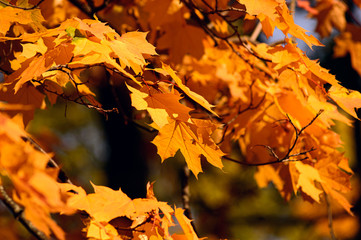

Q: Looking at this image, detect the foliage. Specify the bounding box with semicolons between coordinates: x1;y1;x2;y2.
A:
0;0;361;239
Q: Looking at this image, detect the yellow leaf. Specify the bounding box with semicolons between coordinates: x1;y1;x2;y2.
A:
174;208;198;240
295;162;323;203
238;0;321;47
255;165;284;190
0;7;44;35
313;0;347;38
127;83;192;128
87;221;118;240
152;119;224;177
162;63;218;116
328;85;361;120
13;56;47;92
108;32;157;74
21;38;47;59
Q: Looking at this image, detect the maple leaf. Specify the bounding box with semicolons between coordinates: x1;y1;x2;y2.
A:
4;17;158;94
275;4;321;48
312;0;347;38
157;23;206;64
9;56;48;93
162;63;218;116
66;18;157;75
173;208;198;240
62;182;196;239
315;154;353;214
0;6;45;36
141;0;206;63
5;36;74;93
255;39;336;88
0;82;45;125
107;31;157;74
237;0;279;18
152;118;224;177
238;0;321;47
294;162;323;203
0;113;76;240
333;24;361;77
254;165;284;190
1;1;359;238
67;182;135;223
127;84;192;128
0;112;27;142
328;85;361;120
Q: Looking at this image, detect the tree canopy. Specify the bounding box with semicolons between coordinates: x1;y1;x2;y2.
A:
0;0;361;239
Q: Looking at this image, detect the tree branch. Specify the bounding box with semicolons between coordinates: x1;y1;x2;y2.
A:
249;22;263;43
325;192;337;240
222;153;312;166
180;165;198;235
0;185;49;240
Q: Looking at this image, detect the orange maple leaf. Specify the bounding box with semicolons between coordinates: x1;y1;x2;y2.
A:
152;118;224;177
312;0;347;38
0;6;45;36
61;182;197;239
333;24;361;77
127;84;192;128
328;85;361;120
238;0;321;47
162;63;218;117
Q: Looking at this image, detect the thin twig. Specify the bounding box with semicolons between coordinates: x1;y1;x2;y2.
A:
284;109;323;159
290;0;297;15
222;151;312;166
216;82;268;145
0;185;49;240
205;6;247;14
41;65;158;132
21;136;73;185
223;110;323;166
32;78;118;115
325;192;337;240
